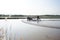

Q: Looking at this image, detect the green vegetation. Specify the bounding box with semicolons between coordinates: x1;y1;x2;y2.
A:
39;15;60;19
0;14;60;19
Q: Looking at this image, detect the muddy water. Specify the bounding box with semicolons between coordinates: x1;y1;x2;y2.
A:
0;19;60;40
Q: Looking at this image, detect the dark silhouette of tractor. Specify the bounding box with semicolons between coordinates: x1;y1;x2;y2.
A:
27;17;32;21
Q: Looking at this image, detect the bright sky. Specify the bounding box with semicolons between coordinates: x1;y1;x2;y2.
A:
0;0;60;15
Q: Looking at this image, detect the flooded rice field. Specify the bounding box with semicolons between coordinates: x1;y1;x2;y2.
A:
0;19;60;40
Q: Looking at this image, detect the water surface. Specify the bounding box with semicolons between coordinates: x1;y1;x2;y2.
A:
0;19;60;40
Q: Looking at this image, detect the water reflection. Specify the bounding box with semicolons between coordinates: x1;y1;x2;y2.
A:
0;19;60;40
22;19;60;29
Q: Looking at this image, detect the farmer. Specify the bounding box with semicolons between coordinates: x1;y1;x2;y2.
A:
37;16;40;23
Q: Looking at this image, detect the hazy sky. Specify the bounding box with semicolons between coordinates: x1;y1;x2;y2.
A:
0;0;60;15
